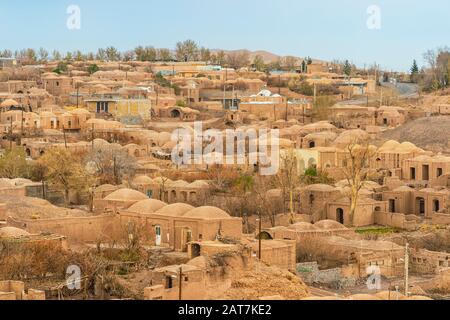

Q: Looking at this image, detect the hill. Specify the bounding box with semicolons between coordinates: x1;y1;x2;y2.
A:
378;116;450;153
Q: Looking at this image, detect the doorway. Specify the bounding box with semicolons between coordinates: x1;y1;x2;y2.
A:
155;225;162;246
336;208;344;224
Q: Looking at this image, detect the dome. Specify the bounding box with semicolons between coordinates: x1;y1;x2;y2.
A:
288;222;317;231
1;99;19;108
183;206;231;220
70;108;91;114
379;140;401;152
188;181;210;189
155;203;195;217
132;175;154;185
104;188;148;201
314;220;346;230
95;184;116;192
128;199;167;214
305;184;336;192
0;227;31;238
397;142;421;153
334;129;369;146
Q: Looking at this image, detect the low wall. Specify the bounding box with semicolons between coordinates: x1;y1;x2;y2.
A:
432;213;450;225
6;214;122;243
374;211;419;230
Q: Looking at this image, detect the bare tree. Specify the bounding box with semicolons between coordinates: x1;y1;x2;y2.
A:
275;149;301;222
85;144;137;185
341;142;376;226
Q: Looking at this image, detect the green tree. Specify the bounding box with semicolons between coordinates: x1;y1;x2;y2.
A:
253;55;266;72
410;59;419;83
343;60;352;76
0;147;30;179
37;148;95;206
87;64;99;75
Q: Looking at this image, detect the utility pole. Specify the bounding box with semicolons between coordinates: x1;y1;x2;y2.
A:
76;86;79;108
63;125;67;149
380;87;383;107
20;108;24;138
178;266;183;300
313;83;317;106
9;116;13;150
91;123;95;150
257;210;262;260
404;242;409;297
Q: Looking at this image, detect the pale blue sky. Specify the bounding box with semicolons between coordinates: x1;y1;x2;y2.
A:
0;0;448;71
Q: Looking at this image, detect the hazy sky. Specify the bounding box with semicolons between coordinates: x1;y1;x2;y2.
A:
0;0;448;71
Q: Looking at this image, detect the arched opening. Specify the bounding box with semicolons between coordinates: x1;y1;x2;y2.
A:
415;197;425;216
170;190;177;202
25;148;31;157
170;109;181;118
433;199;440;212
336;208;344;224
257;231;273;240
309;141;316;148
389;199;396;213
155;225;162;246
191;243;201;258
181;191;188;202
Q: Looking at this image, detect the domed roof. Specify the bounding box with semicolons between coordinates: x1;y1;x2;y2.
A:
379;140;401;152
188;180;210;189
288;222;318;231
1;99;19;108
183;206;231;219
314;220;347;230
128;199;167;213
155;203;195;217
305;184;336;192
132;175;154;185
95;184;116;192
39;111;57;117
334;129;369;146
0;227;31;238
70;108;91;115
397;142;421;153
104;188;148;201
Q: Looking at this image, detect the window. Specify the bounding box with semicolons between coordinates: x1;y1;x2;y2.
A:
433;199;440;212
410;167;416;180
389;199;396;213
437;168;443;177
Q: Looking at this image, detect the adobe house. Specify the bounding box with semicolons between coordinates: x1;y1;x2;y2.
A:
119;204;242;252
248;239;297;272
42;74;72;97
330;105;376;129
0;281;46;301
160;106;200;121
93;188;149;213
402;154;450;186
372;140;427;177
298;184;342;222
239;90;311;122
144;264;206;300
326;196;388;227
376;106;407;127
